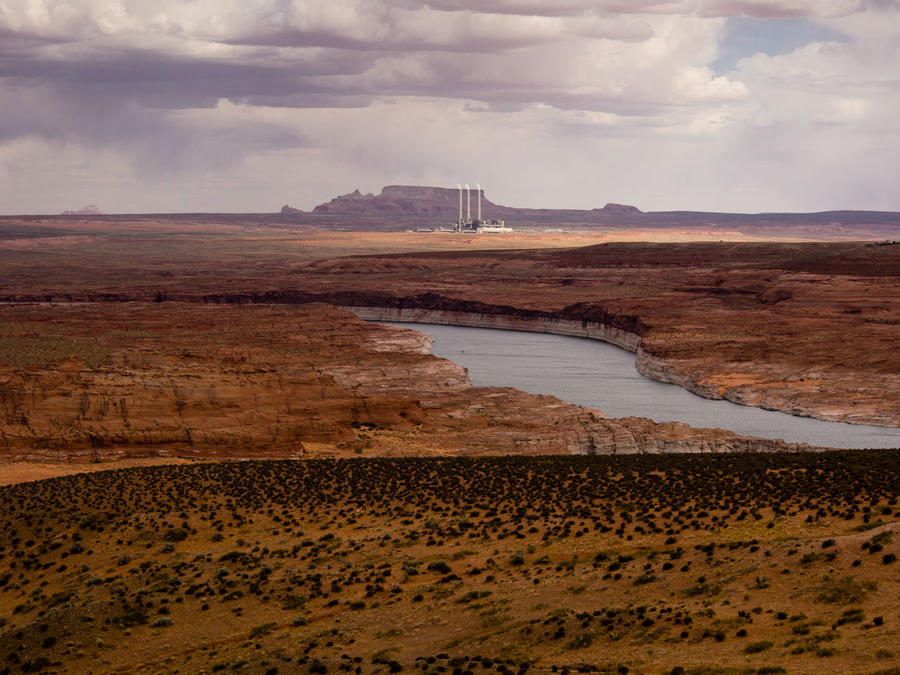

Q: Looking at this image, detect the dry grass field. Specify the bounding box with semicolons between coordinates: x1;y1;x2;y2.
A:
1;453;900;674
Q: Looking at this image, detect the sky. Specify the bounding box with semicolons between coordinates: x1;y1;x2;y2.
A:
0;0;898;214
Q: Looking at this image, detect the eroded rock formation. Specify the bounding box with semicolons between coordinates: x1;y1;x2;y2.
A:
0;302;806;462
292;243;900;427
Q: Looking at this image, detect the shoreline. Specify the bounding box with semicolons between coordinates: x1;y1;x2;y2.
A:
2;297;894;430
342;305;898;431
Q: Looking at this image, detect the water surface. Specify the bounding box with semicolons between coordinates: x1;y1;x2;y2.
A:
394;322;900;450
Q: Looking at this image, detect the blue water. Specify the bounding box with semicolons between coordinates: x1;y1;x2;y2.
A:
393;322;900;450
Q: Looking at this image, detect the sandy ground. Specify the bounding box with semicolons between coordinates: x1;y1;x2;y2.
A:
0;457;209;486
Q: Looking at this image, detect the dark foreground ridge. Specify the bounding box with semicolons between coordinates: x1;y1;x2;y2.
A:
2;452;900;673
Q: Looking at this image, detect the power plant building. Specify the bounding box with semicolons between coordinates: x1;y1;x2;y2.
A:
454;184;511;233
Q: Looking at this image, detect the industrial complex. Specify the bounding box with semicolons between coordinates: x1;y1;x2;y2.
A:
454;184;512;233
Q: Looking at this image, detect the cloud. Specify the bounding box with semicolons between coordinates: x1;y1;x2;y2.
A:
0;78;305;179
0;0;897;213
0;3;744;133
696;0;865;17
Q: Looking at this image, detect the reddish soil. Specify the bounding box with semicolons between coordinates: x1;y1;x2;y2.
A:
0;219;898;675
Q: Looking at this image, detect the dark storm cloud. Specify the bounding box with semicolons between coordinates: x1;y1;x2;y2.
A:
696;0;864;16
0;22;352;171
0;1;871;116
0;25;310;174
398;1;865;17
0;41;373;109
227;28;555;53
407;0;600;16
0;76;306;172
0;27;68;56
225;8;652;54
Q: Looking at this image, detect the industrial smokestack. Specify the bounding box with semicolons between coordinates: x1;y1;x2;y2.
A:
465;184;471;224
477;184;481;223
457;184;462;228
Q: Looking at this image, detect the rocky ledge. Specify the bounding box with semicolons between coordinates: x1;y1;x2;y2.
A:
289;242;900;428
340;302;898;428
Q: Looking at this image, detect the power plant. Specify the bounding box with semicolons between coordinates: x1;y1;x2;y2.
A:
454;184;511;233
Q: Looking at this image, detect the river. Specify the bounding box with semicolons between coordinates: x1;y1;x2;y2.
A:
392;322;900;450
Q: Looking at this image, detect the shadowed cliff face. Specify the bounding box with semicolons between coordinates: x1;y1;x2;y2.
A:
0;302;804;462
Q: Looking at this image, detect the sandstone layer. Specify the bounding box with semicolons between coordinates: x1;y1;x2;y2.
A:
344;306;642;352
0;302;807;462
0;222;896;432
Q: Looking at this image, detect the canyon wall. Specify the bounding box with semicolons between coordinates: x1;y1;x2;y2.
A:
4;296;888;427
343;306;642;353
343;306;894;427
342;307;717;408
0;302;819;461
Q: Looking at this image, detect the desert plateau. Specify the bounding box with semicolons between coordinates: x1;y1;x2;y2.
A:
3;2;900;672
0;210;898;673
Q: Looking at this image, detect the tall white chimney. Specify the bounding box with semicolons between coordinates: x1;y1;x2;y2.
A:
477;184;482;223
465;184;471;224
457;184;462;227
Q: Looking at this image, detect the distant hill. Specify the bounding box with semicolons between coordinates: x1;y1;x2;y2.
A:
312;185;646;225
6;188;896;240
314;186;477;218
302;185;900;238
61;204;105;216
